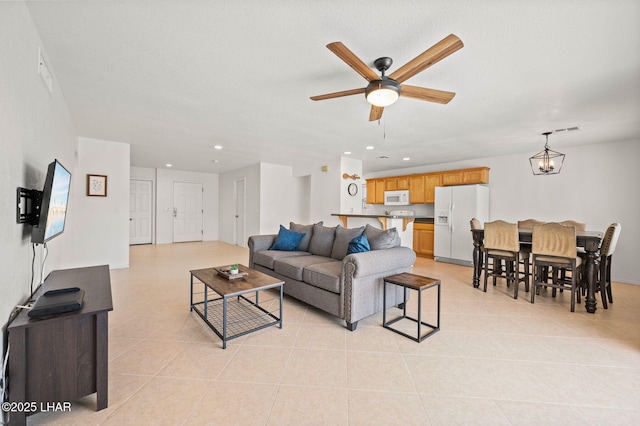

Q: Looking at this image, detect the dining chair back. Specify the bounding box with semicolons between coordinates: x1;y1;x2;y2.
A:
517;219;545;229
531;223;582;312
597;223;622;308
559;220;587;231
482;220;527;299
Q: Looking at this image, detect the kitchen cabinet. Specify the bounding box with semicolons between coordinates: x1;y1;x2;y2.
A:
366;178;386;204
413;223;435;258
409;175;425;203
441;170;464;186
384;176;409;191
462;167;490;184
442;167;489;186
396;176;409;190
424;173;442;203
368;167;489;205
385;178;397;191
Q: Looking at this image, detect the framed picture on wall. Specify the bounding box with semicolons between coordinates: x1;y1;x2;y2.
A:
87;174;108;197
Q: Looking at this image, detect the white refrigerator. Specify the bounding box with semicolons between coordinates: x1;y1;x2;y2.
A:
434;185;489;266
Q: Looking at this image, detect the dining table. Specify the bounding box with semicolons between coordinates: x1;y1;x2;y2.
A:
471;228;604;313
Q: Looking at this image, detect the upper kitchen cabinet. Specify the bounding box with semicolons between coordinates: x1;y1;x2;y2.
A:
385;176;409;191
368;167;488;205
409;173;441;204
366;178;386;204
424;173;443;203
409;175;425;203
441;167;490;186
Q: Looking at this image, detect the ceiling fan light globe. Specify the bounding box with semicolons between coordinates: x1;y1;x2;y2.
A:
365;80;401;107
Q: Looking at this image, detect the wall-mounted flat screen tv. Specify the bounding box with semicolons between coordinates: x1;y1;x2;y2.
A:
31;160;72;244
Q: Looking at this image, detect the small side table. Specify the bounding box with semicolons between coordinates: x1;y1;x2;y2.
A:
382;273;440;342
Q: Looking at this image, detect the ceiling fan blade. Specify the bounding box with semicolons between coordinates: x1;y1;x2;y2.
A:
400;85;456;104
310;87;365;101
389;34;463;83
369;105;384;121
327;42;380;82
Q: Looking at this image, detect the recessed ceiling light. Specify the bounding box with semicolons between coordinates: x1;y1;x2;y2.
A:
214;145;222;150
211;160;219;163
366;146;374;150
343;151;351;155
166;163;172;167
403;157;411;161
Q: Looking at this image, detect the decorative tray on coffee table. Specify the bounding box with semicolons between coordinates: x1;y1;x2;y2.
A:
214;267;249;280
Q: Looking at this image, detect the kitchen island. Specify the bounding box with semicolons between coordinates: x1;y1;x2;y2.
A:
331;213;433;231
331;214;434;252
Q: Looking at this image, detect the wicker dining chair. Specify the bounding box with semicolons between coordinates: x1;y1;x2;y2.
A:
530;223;582;312
597;223;622;309
483;220;527;299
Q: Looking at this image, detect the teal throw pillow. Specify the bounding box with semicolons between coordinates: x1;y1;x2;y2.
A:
270;225;305;251
347;234;370;254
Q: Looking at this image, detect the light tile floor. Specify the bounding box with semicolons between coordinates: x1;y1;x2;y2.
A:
28;241;640;425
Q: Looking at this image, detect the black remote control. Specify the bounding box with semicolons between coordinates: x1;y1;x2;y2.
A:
44;287;81;296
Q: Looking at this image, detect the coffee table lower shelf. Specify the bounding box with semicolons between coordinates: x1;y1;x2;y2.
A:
192;294;282;347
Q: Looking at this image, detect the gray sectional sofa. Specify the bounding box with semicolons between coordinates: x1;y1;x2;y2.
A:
248;222;416;330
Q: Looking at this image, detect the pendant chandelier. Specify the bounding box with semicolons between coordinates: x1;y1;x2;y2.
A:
529;132;565;175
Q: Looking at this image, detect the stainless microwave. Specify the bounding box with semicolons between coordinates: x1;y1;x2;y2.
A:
384;190;410;206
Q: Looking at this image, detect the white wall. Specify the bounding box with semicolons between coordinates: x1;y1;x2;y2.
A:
155;168;219;244
0;2;77;355
259;163;307;233
366;139;640;284
340;157;364;214
304;158;343;227
68;137;130;269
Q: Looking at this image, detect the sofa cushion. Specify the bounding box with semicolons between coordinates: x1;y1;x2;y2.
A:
364;224;400;250
347;233;370;254
303;261;343;294
270;225;305;251
253;250;311;269
331;225;365;260
290;221;322;251
274;255;338;281
308;224;337;257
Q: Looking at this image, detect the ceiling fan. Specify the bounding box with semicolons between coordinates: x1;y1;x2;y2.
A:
310;34;464;121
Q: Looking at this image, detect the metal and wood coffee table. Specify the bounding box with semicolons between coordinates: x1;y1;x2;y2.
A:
382;272;441;342
190;265;284;349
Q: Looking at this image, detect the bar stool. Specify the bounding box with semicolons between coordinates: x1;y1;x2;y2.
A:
531;223;582;312
483;220;526;299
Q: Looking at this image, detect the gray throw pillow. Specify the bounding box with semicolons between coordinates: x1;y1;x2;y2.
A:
308;224;337;257
331;225;365;260
290;221;323;251
364;224;400;250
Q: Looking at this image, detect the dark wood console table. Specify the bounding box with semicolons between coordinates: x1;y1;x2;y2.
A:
7;265;113;425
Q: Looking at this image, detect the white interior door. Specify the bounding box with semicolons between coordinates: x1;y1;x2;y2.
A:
129;179;153;245
234;178;246;246
173;182;203;243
